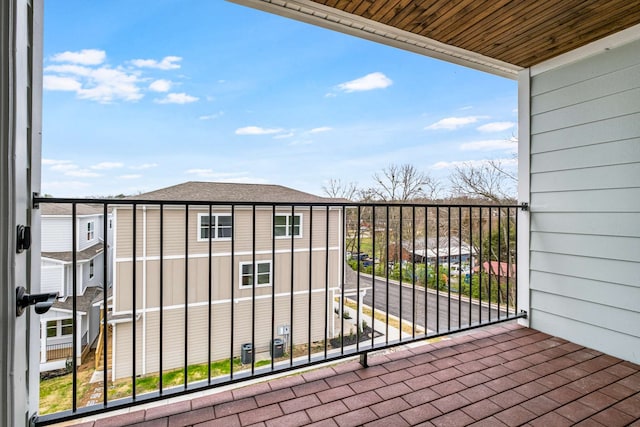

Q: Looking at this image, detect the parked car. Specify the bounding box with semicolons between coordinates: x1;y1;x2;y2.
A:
352;252;369;261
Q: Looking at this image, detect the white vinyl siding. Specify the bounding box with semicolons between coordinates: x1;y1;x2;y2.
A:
41;264;64;295
528;38;640;363
40;217;73;252
78;215;101;251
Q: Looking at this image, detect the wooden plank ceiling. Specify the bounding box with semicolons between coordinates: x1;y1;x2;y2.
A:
308;0;640;68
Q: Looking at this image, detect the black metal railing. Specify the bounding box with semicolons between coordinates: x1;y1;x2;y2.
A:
44;343;73;361
34;196;526;425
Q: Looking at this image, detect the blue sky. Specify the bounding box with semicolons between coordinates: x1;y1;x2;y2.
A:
42;0;517;198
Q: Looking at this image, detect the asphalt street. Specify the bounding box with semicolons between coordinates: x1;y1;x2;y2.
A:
349;274;506;334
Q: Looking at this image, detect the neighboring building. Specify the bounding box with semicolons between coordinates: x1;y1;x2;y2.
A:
409;237;473;264
39;204;112;372
110;182;344;380
475;261;515;284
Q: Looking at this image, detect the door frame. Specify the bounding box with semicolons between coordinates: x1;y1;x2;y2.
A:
1;0;43;426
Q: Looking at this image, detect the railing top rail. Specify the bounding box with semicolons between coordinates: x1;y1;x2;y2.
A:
33;195;524;210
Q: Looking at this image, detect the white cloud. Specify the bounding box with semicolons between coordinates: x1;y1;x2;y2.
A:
64;169;101;178
44;64;93;76
460;139;518;152
43;75;82;91
91;161;124;170
50;162;79;173
235;126;283;135
273;132;295;139
119;174;142;179
425;116;488;130
154;92;199;104
131;56;182;70
51;49;106;65
432;158;518;170
44;63;143;103
45;159;102;177
149;79;172;92
185;169;250;179
199;111;224;120
336;72;392;93
309;127;332;133
477;121;516;133
130;163;158;170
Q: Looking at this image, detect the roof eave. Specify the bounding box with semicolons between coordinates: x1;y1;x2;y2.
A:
228;0;522;79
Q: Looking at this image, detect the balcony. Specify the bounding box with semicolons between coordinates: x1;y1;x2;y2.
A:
62;321;640;426
35;194;528;425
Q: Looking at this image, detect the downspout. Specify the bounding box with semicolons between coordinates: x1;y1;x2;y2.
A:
142;206;147;374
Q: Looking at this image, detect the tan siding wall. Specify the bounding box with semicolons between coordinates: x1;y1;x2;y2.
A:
114;250;340;311
115;206;340;260
115;261;143;312
113;292;331;379
113;321;144;379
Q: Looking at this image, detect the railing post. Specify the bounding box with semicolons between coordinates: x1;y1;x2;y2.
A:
359;352;368;367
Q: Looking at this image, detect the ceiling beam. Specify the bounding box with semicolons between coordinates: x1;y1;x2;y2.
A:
229;0;523;79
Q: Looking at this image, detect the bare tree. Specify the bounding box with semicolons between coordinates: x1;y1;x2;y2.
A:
369;163;438;201
449;155;518;308
322;178;358;200
449;159;516;203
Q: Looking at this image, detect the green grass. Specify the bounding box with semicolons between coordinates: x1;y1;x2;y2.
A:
40;355;286;411
109;357;276;400
39;367;93;415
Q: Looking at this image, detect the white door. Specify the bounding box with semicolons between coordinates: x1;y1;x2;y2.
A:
1;0;43;426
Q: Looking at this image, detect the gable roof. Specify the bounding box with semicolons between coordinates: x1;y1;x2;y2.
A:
41;203;103;216
129;181;343;204
42;242;104;263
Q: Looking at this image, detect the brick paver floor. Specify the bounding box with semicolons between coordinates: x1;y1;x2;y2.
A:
65;322;640;427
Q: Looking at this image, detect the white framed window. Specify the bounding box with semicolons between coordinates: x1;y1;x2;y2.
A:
198;213;232;241
274;213;302;238
89;259;94;279
87;220;95;240
239;260;272;289
45;320;57;338
45;319;73;338
61;319;73;336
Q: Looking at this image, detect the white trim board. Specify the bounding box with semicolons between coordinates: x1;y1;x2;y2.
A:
228;0;521;79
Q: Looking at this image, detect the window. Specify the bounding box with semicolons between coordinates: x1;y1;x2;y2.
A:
198;213;232;241
89;259;94;279
87;221;95;240
274;214;302;238
45;319;73;337
240;261;272;288
46;321;57;338
61;319;73;336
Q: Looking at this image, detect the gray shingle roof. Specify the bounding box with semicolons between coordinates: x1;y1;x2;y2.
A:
42;242;104;263
128;181;343;203
53;286;104;315
41;203;104;216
